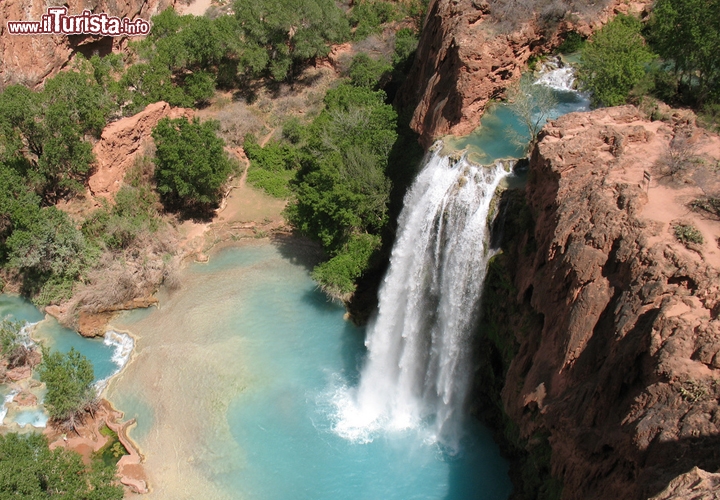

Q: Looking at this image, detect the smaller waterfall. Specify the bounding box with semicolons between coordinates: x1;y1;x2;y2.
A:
334;149;510;449
534;56;577;91
95;330;135;393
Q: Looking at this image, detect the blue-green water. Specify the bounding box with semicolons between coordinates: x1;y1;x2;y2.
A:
446;86;589;164
108;243;512;499
0;294;118;383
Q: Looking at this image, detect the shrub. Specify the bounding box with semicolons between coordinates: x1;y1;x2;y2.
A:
311;233;381;297
348;53;391;88
690;196;720;219
674;223;704;246
0;320;34;369
153;117;234;210
244;136;301;198
556;31;584;53
350;0;399;40
38;347;95;424
0;433;123;498
578;14;656;107
655;128;698;179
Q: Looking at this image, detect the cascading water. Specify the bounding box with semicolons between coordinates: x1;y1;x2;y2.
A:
533;56;576;91
334;151;510;449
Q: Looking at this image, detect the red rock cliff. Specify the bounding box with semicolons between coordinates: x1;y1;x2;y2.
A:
0;0;175;89
497;106;720;499
400;0;651;148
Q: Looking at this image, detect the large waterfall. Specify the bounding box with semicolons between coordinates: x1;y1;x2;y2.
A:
334;150;510;449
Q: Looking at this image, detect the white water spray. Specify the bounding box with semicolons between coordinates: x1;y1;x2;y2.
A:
534;56;577;91
334;150;510;449
94;330;135;393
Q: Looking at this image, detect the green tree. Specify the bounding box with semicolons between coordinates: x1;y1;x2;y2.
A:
578;14;656;107
38;347;95;426
153;117;234;210
348;53;391;88
0;66;110;200
0;433;123;499
234;0;349;81
647;0;720;104
0;319;33;369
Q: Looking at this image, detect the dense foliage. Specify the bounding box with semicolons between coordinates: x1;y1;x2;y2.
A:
0;432;123;499
285;84;397;295
0;66;111;201
152;117;234;211
234;0;350;81
0;319;33;369
577;14;655;107
38;347;95;422
647;0;720;105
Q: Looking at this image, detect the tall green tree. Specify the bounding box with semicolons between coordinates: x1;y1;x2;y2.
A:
578;14;656;107
38;348;95;425
234;0;349;81
152;117;234;210
647;0;720;104
0;433;123;499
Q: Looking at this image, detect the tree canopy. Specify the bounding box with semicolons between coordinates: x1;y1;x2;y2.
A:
38;347;95;423
152;117;234;211
0;432;122;499
234;0;349;81
647;0;720;104
578;14;655;107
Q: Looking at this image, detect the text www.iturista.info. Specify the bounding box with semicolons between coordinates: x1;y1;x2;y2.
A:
6;7;151;36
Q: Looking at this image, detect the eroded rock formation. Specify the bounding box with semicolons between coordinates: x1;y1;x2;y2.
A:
400;0;652;147
89;100;194;199
0;0;176;89
485;106;720;499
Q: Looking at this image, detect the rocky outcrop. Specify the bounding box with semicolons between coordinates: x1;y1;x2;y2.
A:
0;0;176;89
485;106;720;499
400;0;652;147
89;101;193;199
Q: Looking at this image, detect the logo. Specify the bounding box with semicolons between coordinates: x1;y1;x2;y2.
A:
6;7;151;36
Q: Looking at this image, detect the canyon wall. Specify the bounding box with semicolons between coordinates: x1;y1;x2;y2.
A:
400;0;651;148
480;106;720;499
0;0;175;89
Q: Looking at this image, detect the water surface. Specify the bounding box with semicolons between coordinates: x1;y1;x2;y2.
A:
108;242;512;499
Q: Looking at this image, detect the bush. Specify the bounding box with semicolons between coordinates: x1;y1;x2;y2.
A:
311;233;381;297
556;31;584;53
393;28;419;67
0;319;34;369
348;53;391;88
38;347;95;424
578;14;656;107
674;223;704;246
153;117;234;210
690;197;720;219
244;136;302;198
0;433;123;499
350;0;400;40
234;0;349;81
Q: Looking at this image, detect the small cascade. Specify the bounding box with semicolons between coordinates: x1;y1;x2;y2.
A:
94;330;135;393
334;149;510;449
534;56;577;92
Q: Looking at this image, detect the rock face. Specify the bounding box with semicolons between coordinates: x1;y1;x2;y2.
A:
89;101;193;199
490;106;720;499
400;0;651;147
0;0;176;89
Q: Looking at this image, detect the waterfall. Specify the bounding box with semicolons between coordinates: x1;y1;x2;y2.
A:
534;56;577;92
333;149;510;450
